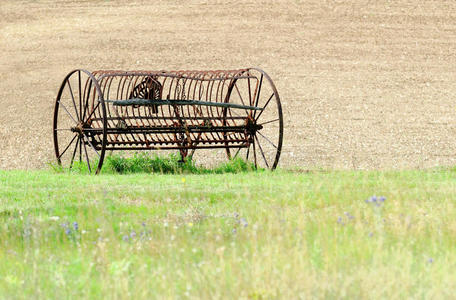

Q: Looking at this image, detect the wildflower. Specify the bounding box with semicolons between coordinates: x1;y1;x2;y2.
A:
427;258;434;264
181;177;186;183
130;231;137;238
344;212;354;220
61;222;71;235
240;218;248;228
365;195;386;206
73;222;79;231
122;235;129;242
187;222;193;228
337;216;344;225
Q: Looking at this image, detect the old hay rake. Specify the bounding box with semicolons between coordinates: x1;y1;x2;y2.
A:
53;68;283;173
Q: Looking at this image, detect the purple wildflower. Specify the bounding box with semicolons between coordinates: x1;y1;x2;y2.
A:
365;195;386;206
239;218;248;228
73;222;79;231
61;222;71;235
337;216;344;225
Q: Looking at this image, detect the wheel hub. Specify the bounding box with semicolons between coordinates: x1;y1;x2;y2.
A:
71;122;85;135
245;118;263;135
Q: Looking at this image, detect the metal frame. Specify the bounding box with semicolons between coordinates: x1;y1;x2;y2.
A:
53;68;283;173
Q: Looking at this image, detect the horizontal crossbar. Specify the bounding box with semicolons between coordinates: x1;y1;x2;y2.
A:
102;139;248;146
105;99;263;111
97;144;249;151
84;125;248;134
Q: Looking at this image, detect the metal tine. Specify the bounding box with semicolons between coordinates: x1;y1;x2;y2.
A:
104;75;118;144
207;72;220;142
129;75;145;145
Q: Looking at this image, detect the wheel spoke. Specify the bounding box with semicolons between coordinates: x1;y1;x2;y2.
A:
70;137;79;169
59;101;78;124
78;71;82;121
84;102;100;123
233;146;242;159
246;143;250;160
82;134;100;158
54;128;73;131
82;140;92;173
252;137;257;167
255;93;274;121
257;131;278;149
253;74;263;119
255;135;269;168
82;79;92;121
79;137;82;162
58;134;77;160
67;80;79;122
259;118;280;126
247;77;252;106
234;83;248;115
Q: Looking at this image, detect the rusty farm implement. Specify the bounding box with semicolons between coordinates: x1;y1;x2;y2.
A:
53;68;283;173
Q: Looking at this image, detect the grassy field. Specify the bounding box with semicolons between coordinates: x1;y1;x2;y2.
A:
3;1;456;298
1;167;455;299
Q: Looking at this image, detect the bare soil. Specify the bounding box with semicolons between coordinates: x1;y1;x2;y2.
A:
1;0;456;170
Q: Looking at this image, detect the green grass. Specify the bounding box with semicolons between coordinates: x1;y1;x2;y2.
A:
51;153;257;174
1;168;456;298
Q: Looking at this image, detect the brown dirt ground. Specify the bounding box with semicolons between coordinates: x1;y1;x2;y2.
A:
1;0;456;170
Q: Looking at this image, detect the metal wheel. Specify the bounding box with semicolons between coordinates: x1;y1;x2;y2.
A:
53;69;107;174
225;68;283;169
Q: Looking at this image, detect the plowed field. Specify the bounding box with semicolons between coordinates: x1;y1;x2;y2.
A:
1;0;456;170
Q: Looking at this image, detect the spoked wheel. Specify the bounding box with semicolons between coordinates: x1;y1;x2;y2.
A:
224;68;283;169
53;69;107;174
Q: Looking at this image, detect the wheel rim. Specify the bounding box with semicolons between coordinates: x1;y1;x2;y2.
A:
225;68;283;169
53;69;107;174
